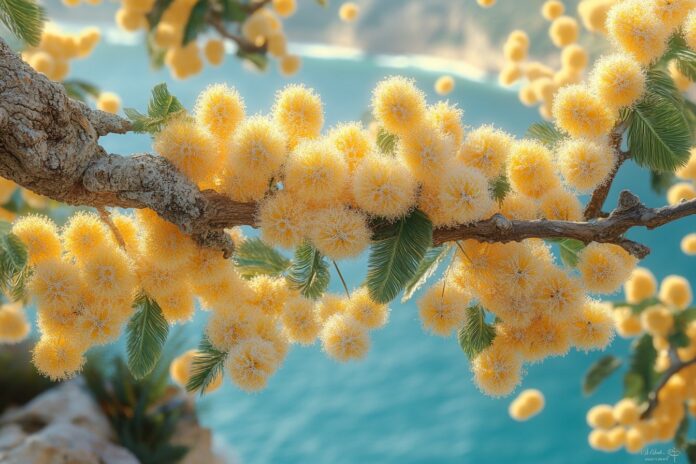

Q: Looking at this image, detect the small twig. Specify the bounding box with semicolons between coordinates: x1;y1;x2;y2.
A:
332;260;351;299
207;14;267;54
97;207;127;250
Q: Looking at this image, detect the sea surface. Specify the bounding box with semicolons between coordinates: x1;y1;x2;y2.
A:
70;37;696;464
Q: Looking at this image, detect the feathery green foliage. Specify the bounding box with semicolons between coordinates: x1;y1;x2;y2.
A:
186;336;227;395
124;83;186;135
287;242;330;299
401;245;451;302
62;79;101;104
626;92;692;172
126;294;170;379
182;0;209;45
221;0;248;21
0;221;28;301
458;306;496;360
583;355;623;395
233;237;292;279
666;34;696;82
526;121;564;148
0;0;45;46
623;334;658;402
489;175;511;203
669;308;696;348
367;209;433;304
377;128;398;155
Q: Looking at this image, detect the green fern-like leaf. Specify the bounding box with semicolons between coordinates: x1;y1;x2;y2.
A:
62;79;101;103
186;336;227;395
489;175;511;203
367;209;433;304
0;0;45;46
583;355;622;396
182;0;209;45
526;121;564;148
547;238;585;267
125;83;185;135
626;92;692;172
233;238;291;279
376;128;398;155
401;245;451;302
286;242;330;299
457;305;496;360
126;294;169;379
623;333;658;402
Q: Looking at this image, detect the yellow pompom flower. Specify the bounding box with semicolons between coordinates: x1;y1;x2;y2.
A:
154;117;219;184
427;102;465;148
509;389;545;421
659;275;692;309
624;267;657;304
569;300;615;351
561;44;589;71
273;84;324;145
253;316;289;362
12;215;62;265
503;41;527;62
80;245;136;301
499;193;538;220
434;75;455;95
613;306;643;338
542;0;564;20
284;139;349;205
590;53;646;110
472;340;522;397
203;39;225;66
226;337;278;392
309;207;371;260
640;305;674;337
273;0;297;17
32;336;85;381
477;0;496;7
577;243;637;294
418;283;469;336
279;55;302;77
587;404;617;429
228;115;286;178
111;213;139;252
557;138;615;192
320;313;370;362
170;349;223;393
245;275;290;318
653;0;696;30
552;85;616;138
158;288;196;323
667;182;696;205
372;76;427;136
578;0;616;34
398;122;453;181
96;92;121;114
458;125;511;178
525;314;572;361
185;246;230;289
29;259;81;311
206;305;256;352
281;296;320;345
218;169;270;203
531;267;584;320
258;192;307;249
606;0;669;65
437;165;493;225
507;140;561;198
352;153;418;219
614;398;641;426
329;123;373;171
0;304;30;344
61;211;113;262
137;210;195;270
681;233;696;255
195;84;246;141
345;287;389;329
339;2;360;22
685;10;696;51
538;187;583;221
625;426;645;454
316;293;348;322
499;63;523;87
78;303;124;346
549;16;579;47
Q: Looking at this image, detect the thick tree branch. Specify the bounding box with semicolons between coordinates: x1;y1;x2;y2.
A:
2;37;696;259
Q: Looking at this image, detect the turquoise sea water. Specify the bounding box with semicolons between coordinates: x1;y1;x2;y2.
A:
74;41;696;464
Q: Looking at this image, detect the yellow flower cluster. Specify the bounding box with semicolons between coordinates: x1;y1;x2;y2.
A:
670;149;696;251
114;0;301;78
22;23;100;82
509;388;545;421
0;303;30;344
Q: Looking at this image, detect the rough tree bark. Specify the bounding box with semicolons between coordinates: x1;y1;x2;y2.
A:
1;37;695;259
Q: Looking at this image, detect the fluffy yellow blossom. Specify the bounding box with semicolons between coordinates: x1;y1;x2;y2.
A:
606;0;669;64
434;75;455;95
613;306;643;338
352;153;418;219
578;0;617;34
509;389;545;421
309;207;370;260
138;210;195;270
625;426;645;453
154;117;218;184
258;192;307;249
218;169;270;203
78;303;124;346
320;313;370;362
267;32;287;58
587;404;617;429
427;102;465;148
61;211;115;262
398;122;452;181
418;283;469;336
507;140;561;198
32;336;85;381
0;304;30;343
590;53;646;110
437;165;493;225
96;92;121;114
458;125;511;178
499;194;538;220
170;349;223;393
12;215;62;265
685;10;696;51
339;2;360;22
569;300;615;350
80;245;135;300
539;188;583;221
681;233;696;255
242;9;281;45
281;296;320;345
207;305;256;352
345;287;389;329
136;259;180;304
676;151;696;183
499;63;523;86
577;243;636;294
525;314;571;360
614;398;641;426
659;275;692;309
284;139;348;205
531;267;584;319
372;76;426;135
279;55;302;77
29;259;81;311
228;115;286;177
640;305;674;337
226;337;278;392
552;85;616;138
561;44;588;71
503;41;527;62
273;0;297;17
246;275;290;318
472;340;522;397
667;182;696;205
158;288;196;323
273;85;323;144
195;84;245;140
111;213;139;252
557;138;615;192
316;293;348;322
624;267;657;304
194;268;249;311
329;123;372;171
253;316;289;362
542;1;564;20
549;16;579;47
477;0;496;7
653;0;696;30
204;39;225;66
